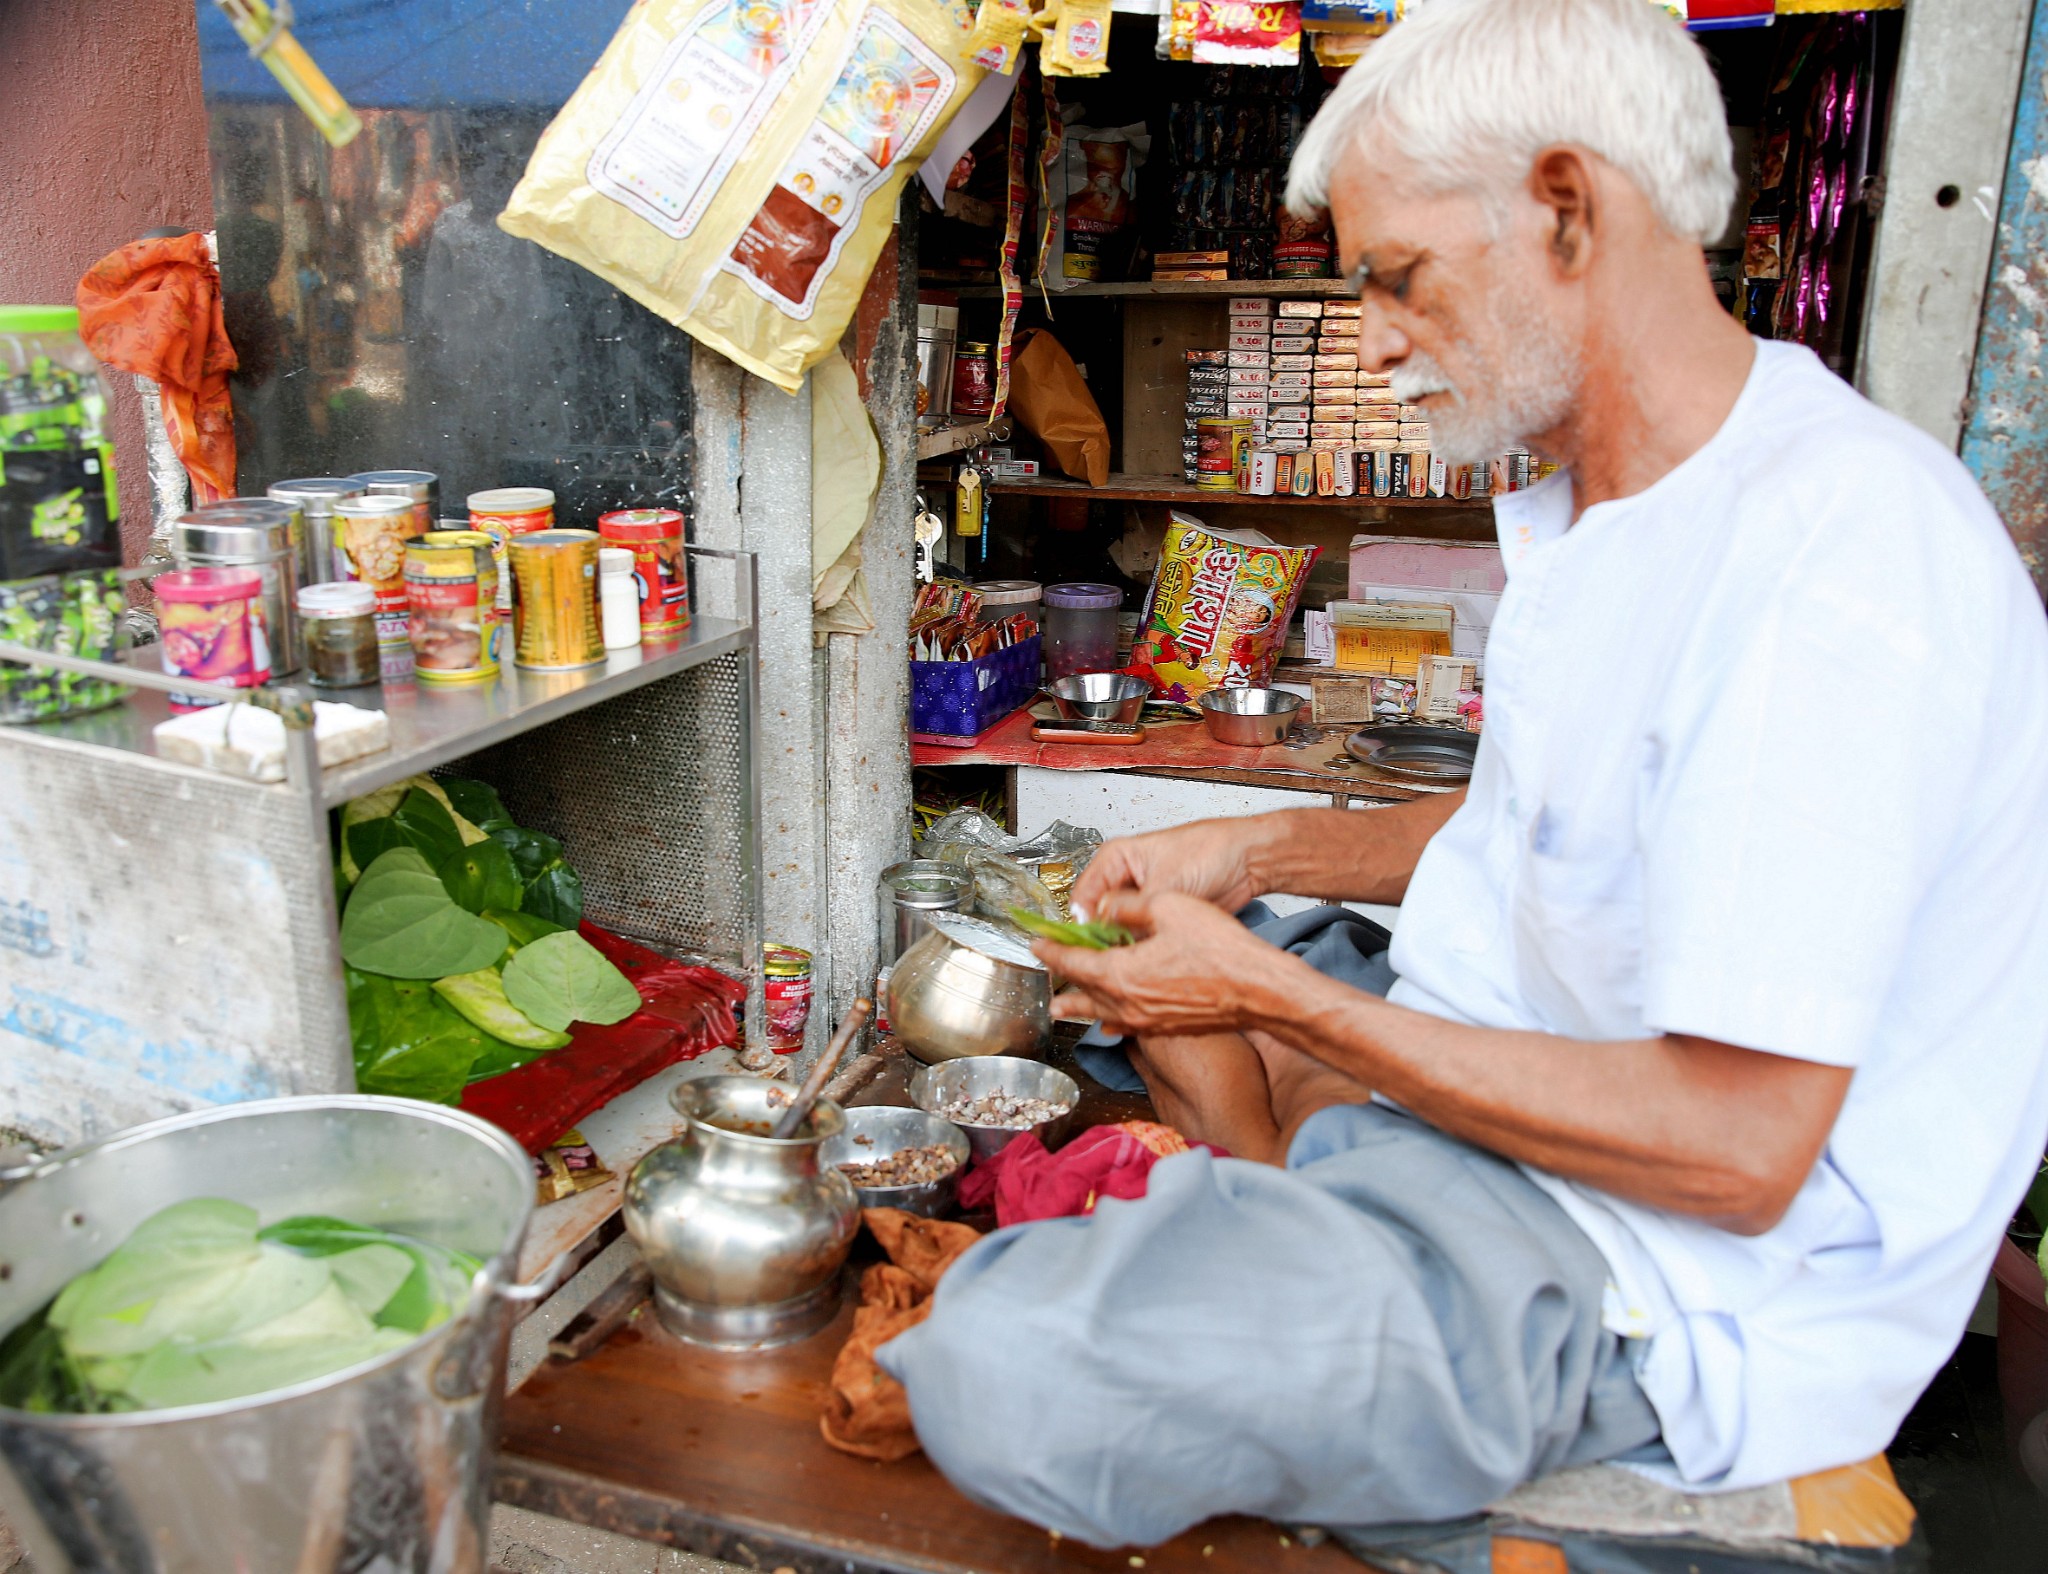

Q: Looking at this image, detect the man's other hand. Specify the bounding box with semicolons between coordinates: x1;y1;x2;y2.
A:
1070;820;1275;918
1037;890;1295;1036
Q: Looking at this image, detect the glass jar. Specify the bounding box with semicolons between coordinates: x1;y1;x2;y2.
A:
297;580;380;688
1042;583;1123;678
0;305;118;582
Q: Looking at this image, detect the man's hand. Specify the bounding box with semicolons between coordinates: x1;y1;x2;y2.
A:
1035;890;1304;1036
1070;822;1274;918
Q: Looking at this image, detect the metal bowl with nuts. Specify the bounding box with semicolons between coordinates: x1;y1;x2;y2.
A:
819;1105;972;1218
909;1056;1080;1163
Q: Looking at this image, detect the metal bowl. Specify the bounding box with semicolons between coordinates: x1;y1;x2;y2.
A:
1198;686;1304;746
1045;672;1149;722
819;1106;972;1217
887;912;1052;1064
908;1056;1081;1163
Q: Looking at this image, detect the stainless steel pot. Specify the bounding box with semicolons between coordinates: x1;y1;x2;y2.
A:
1198;685;1304;746
624;1076;859;1350
0;1095;539;1574
886;912;1052;1064
878;859;974;973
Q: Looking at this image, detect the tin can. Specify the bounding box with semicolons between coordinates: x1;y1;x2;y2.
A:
952;342;994;417
173;501;303;677
350;470;437;539
597;508;691;637
155;567;270;712
331;493;420;680
405;530;503;683
1245;448;1278;496
1371;447;1395;498
468;487;556;621
507;529;605;670
764;944;813;1052
1195;417;1251;492
268;477;363;588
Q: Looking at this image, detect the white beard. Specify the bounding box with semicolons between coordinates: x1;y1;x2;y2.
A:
1390;286;1583;466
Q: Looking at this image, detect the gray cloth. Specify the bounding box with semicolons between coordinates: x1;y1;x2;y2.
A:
1075;903;1396;1093
878;1102;1661;1549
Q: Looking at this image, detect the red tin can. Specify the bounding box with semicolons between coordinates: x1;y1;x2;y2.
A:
597;508;691;637
764;945;813;1053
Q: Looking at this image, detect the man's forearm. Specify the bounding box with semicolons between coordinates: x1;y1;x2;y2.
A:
1249;792;1466;906
1244;957;1850;1234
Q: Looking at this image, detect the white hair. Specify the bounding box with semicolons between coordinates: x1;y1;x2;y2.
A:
1286;0;1736;246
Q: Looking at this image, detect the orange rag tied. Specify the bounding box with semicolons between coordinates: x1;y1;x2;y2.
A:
75;235;239;502
820;1208;983;1462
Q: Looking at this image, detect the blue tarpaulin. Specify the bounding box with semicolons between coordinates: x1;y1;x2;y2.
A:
195;0;622;108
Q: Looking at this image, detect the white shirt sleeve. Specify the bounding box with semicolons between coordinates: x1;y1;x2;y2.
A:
1636;441;2002;1067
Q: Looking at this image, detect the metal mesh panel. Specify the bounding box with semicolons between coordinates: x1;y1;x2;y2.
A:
449;652;756;971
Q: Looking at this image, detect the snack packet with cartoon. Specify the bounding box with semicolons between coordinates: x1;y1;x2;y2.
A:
1126;513;1319;702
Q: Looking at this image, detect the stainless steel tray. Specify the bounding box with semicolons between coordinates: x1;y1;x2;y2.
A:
1343;724;1479;782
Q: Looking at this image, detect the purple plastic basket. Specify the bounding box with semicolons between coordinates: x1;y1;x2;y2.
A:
910;635;1041;746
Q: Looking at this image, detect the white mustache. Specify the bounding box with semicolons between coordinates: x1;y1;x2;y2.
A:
1390;361;1459;404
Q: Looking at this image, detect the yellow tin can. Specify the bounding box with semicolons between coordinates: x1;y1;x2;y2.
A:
507;529;605;671
404;530;503;682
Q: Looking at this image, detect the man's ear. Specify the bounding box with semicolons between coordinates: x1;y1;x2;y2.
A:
1528;146;1597;277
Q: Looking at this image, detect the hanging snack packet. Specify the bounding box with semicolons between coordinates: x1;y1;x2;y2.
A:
967;0;1034;73
499;0;982;394
1157;0;1200;59
1127;513;1319;702
1193;0;1303;65
1041;0;1112;75
1039;124;1149;287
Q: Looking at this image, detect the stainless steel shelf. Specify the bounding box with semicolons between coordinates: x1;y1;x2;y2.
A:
23;614;752;808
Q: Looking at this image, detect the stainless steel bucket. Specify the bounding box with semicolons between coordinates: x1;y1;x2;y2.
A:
0;1095;539;1574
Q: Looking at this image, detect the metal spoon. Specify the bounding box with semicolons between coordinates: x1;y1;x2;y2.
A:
768;997;873;1140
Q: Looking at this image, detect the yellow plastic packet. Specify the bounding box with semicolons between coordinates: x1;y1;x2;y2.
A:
499;0;982;394
1161;0;1199;60
1041;0;1111;75
966;0;1034;72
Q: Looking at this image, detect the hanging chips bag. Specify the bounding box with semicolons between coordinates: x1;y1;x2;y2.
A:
1192;0;1303;65
966;0;1034;71
499;0;983;394
1126;514;1320;702
1041;0;1112;75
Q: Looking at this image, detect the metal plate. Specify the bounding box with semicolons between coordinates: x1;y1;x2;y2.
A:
1343;725;1479;783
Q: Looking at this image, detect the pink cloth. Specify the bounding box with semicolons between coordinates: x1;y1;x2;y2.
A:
959;1120;1224;1226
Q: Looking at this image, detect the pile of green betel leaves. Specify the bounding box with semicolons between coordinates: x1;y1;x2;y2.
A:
0;1199;479;1413
340;776;640;1102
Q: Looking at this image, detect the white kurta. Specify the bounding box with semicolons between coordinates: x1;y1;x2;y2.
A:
1389;340;2048;1489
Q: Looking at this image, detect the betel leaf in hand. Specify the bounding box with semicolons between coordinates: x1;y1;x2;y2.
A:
501;931;641;1033
438;839;523;916
489;827;584;929
438;777;515;834
1006;906;1135;950
340;848;509;979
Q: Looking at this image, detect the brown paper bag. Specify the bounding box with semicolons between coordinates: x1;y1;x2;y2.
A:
1008;329;1111;487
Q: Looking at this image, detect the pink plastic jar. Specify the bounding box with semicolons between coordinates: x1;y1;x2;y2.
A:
155;567;271;711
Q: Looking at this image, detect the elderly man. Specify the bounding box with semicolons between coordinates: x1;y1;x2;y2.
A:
879;0;2048;1549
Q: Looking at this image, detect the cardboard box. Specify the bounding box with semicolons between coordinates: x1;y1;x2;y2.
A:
1273;354;1315;372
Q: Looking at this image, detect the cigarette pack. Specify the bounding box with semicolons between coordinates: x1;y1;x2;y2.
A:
990;460;1041;479
1156;269;1229;282
1158;250;1231;266
1315;449;1337;495
1398;422;1432;442
1398;404;1431;421
1229;316;1274;335
1313;369;1359;388
1269;420;1310;438
1356;437;1399;452
1358;419;1401;440
1272;335;1315;354
1273;354;1315;371
1314;352;1360;371
1429;455;1449;497
1317;319;1362;340
1356;385;1398;406
1321;298;1363;318
1309;436;1353;450
1186;348;1229;365
1267;387;1310;405
1268;372;1314;391
1277;300;1325;318
1228;401;1271;418
1228;366;1270;386
1228;296;1274;316
1333;448;1357;497
1228;336;1272;355
1291;458;1317;495
1358;372;1392;388
1313;404;1360;422
1310;423;1356;441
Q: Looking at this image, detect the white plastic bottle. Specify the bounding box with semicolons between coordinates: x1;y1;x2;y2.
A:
598;546;642;651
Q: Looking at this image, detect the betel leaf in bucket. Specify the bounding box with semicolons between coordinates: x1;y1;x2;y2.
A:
438;839;523;916
501;930;641;1033
340;848;509;979
489;826;585;929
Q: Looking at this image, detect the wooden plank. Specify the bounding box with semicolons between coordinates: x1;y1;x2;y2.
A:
1122;298;1227;476
984;472;1483;510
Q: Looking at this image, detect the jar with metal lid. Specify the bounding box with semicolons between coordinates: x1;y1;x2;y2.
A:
350;470;436;540
973;579;1040;631
1042;582;1124;679
877;860;974;975
172;501;303;675
951;341;994;416
296;580;379;688
267;476;363;587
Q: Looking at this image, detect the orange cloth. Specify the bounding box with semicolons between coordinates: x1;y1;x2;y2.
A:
820;1209;983;1462
75;235;239;502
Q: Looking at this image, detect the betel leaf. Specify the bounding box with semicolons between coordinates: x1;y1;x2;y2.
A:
466;1036;555;1084
482;909;566;951
501;931;641;1033
336;776;492;884
340;848;508;979
437;839;523;916
387;788;465;869
490;826;585;929
438;777;515;834
433;967;571;1049
1006;906;1135;950
346;968;499;1104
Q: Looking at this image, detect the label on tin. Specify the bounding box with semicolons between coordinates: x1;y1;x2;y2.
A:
471;507;555;616
765;968;813;1051
407;553;501;681
161;597;271;711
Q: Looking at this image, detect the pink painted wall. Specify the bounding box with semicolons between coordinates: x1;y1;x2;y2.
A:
0;0;215;564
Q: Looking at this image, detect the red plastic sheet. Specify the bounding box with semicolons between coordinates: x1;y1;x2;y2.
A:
458;923;745;1154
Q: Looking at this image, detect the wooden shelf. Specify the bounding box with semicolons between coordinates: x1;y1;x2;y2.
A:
981;471;1484;508
950;278;1355;300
